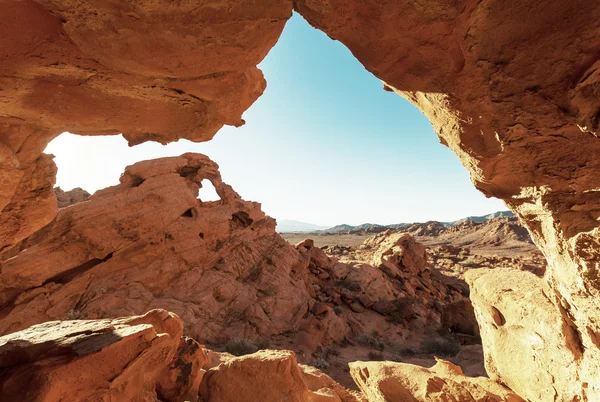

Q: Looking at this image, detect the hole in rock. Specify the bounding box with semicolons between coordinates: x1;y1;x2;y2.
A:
182;208;195;218
198;179;220;202
231;211;253;229
491;307;506;327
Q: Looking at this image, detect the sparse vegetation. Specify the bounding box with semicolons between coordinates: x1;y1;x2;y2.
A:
65;309;81;320
420;336;461;357
356;333;385;351
323;346;340;360
309;358;329;370
224;338;259;356
396;346;418;357
367;351;385;361
223;337;272;356
255;338;271;350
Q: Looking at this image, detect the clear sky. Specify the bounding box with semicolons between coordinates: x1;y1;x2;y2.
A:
45;13;506;226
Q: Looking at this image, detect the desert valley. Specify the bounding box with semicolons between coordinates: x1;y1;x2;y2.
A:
1;0;600;401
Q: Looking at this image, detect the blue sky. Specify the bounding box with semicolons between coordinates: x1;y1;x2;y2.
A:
46;13;505;226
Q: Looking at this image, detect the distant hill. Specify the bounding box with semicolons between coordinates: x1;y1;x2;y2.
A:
452;211;514;225
320;211;515;234
276;220;329;233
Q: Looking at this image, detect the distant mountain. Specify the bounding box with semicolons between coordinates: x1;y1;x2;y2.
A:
320;211;514;234
276;220;329;233
325;224;356;232
452;211;514;225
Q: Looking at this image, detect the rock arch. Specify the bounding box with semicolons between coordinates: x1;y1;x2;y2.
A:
1;0;599;400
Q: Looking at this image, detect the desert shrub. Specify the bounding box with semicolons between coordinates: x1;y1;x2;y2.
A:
65;309;81;320
224;338;258;356
309;358;329;370
336;280;361;292
323;346;340;359
386;299;415;324
255;338;271;350
396;347;418;357
420;336;461;357
357;333;385;351
367;351;385;361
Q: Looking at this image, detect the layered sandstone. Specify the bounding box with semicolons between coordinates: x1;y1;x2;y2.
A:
0;311;505;402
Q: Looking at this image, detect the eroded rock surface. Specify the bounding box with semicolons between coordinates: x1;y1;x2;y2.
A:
350;359;524;402
295;2;600;399
1;1;599;400
0;153;314;346
0;309;198;401
0;0;293;250
467;269;598;401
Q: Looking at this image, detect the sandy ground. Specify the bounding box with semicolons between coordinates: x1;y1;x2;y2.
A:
280;232;541;257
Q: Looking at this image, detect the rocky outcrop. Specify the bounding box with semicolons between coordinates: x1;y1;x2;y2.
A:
200;350;310;402
350;359;525;402
467;269;598;401
0;153;315;347
297;233;469;340
1;312;366;402
0;0;293;251
0;309;202;401
54;187;90;208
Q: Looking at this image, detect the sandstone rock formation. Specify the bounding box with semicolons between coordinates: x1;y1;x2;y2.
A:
0;153;315;346
296;233;469;343
1;311;370;402
294;2;600;399
0;0;293;251
467;269;594;402
0;309;202;401
1;0;600;400
350;359;525;402
200;350;310;402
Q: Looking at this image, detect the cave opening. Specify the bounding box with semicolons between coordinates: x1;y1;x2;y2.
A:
43;12;504;232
